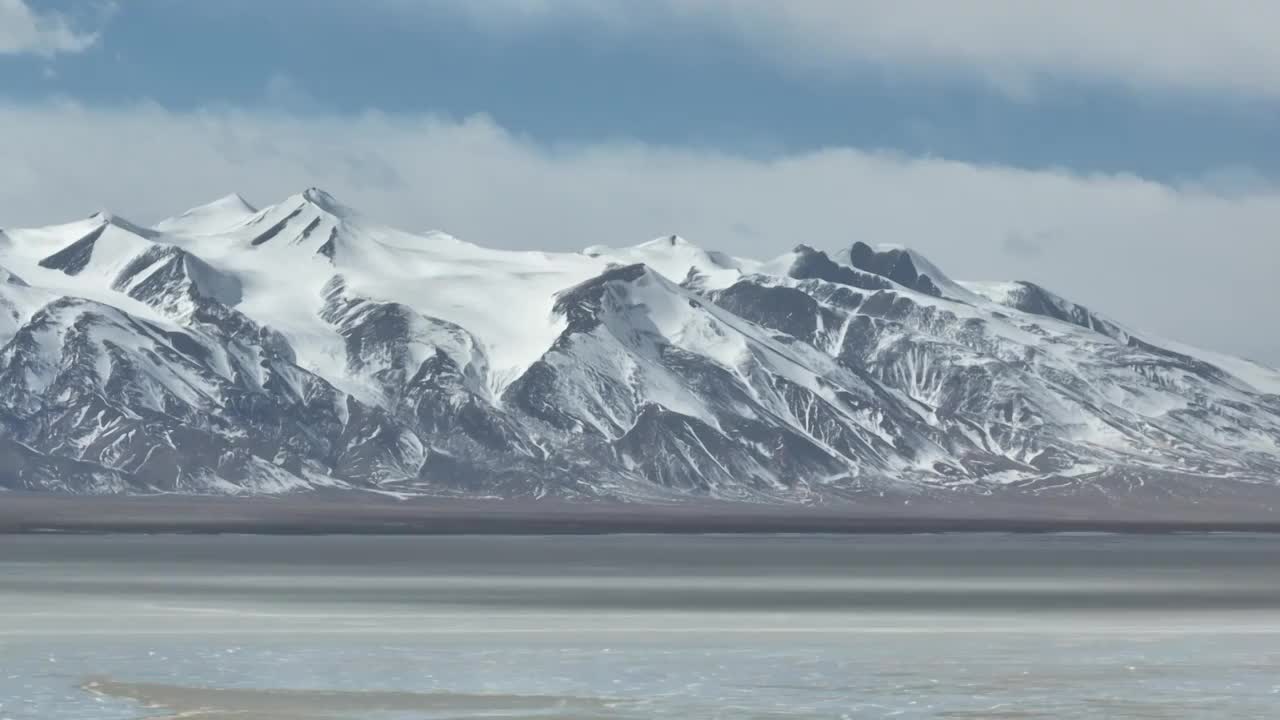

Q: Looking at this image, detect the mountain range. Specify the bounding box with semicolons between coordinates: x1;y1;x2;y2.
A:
1;189;1277;505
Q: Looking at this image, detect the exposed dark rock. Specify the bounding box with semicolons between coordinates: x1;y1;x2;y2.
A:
788;245;894;291
37;223;108;275
250;207;304;246
847;242;942;296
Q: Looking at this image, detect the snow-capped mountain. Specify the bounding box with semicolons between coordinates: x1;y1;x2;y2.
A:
0;189;1277;503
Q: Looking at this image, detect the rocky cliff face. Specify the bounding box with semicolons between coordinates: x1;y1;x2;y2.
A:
0;190;1277;502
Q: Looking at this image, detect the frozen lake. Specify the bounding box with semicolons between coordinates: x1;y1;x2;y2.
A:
2;533;1279;718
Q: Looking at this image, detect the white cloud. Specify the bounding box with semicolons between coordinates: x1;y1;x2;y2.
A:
0;101;1276;365
0;0;100;56
428;0;1280;98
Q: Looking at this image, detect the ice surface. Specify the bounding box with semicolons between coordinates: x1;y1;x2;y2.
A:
3;534;1280;719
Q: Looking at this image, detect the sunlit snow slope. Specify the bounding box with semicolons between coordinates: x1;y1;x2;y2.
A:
0;190;1277;502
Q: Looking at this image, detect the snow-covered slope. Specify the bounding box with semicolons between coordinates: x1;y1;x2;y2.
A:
0;189;1276;502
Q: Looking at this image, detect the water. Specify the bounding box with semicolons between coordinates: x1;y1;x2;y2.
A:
2;533;1279;718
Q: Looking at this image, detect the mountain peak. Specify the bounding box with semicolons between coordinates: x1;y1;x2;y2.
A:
155;193;259;235
210;192;257;213
87;211;160;239
837;242;943;297
298;187;351;218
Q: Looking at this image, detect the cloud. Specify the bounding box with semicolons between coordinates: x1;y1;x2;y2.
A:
0;0;101;56
262;72;323;114
425;0;1280;98
0;100;1277;366
1002;231;1051;260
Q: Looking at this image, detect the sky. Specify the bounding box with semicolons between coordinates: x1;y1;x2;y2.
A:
0;0;1277;364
